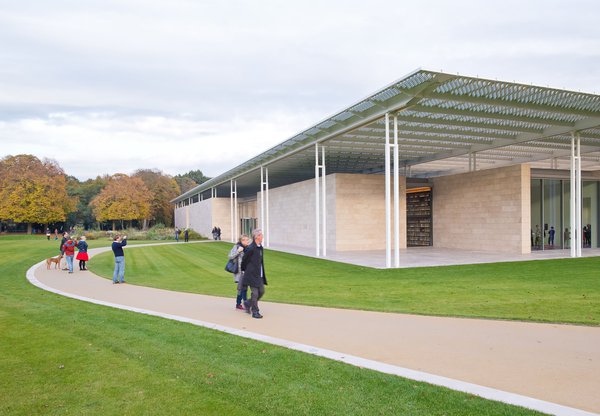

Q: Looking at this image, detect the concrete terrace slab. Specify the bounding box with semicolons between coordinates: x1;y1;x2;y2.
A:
28;244;600;416
266;244;600;268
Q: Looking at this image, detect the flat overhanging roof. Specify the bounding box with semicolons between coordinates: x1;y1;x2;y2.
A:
174;68;600;202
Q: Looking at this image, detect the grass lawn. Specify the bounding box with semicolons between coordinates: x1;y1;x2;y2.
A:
0;235;546;415
90;241;600;325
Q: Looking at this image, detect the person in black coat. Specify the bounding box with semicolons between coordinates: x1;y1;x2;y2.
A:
241;229;267;319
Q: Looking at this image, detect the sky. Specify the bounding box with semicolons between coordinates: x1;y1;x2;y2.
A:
1;0;599;181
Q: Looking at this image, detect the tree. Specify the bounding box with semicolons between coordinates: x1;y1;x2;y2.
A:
174;169;210;193
0;154;77;233
174;176;198;194
66;175;107;228
133;169;180;228
90;174;151;231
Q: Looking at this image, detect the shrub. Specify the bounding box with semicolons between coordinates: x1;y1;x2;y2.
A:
68;225;208;241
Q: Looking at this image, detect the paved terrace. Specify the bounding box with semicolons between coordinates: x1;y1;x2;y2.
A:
267;243;600;268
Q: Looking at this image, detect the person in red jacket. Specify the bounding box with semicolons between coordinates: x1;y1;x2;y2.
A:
62;237;76;274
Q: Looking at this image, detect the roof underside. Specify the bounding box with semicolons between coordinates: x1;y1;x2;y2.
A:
175;69;600;201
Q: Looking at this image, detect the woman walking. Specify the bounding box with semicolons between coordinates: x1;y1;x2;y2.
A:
76;236;89;270
229;234;250;310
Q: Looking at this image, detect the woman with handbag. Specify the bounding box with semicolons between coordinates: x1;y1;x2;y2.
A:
228;234;250;310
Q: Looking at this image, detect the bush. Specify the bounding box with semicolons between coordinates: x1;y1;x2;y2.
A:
68;225;208;241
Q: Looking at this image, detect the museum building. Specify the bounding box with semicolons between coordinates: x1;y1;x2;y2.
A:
172;69;600;267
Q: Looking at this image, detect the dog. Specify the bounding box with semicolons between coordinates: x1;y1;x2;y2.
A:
46;254;63;270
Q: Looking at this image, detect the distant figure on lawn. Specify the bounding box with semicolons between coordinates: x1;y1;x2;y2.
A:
77;236;89;271
229;234;250;310
184;228;189;243
46;227;51;240
175;227;181;242
54;228;59;240
241;228;267;319
112;235;128;284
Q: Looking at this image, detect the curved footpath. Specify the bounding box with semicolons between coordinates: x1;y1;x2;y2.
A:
27;243;600;416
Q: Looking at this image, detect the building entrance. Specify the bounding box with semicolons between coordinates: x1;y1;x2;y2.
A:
407;189;432;247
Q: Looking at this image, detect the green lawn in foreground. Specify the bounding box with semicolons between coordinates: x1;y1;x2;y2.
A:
90;241;600;325
0;235;544;415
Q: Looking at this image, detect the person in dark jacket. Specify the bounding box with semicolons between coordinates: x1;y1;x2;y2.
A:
184;228;189;243
76;236;89;270
241;229;267;319
112;235;128;284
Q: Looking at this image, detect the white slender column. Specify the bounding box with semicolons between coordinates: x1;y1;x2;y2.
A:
315;144;320;256
230;180;235;242
260;166;265;233
235;181;239;239
265;167;270;248
570;133;576;257
576;133;582;257
385;113;391;268
321;145;327;257
393;115;400;267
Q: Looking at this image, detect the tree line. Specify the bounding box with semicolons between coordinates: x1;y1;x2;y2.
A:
0;154;209;233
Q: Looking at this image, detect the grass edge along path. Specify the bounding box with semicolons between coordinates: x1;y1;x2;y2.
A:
1;235;546;415
89;242;600;326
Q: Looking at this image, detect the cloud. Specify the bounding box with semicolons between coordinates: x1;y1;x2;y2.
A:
0;0;599;182
0;111;316;180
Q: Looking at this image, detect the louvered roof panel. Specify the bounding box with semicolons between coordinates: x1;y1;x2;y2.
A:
174;69;600;201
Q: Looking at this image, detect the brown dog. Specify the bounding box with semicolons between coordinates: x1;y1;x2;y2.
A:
46;254;63;270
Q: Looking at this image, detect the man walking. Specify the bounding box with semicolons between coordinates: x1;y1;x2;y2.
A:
241;229;267;319
112;235;128;284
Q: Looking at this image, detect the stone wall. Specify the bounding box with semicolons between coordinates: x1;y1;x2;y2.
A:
265;173;406;251
174;197;232;241
333;173;406;251
264;176;334;250
432;164;531;253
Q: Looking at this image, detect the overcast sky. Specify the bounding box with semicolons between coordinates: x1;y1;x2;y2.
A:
1;0;599;180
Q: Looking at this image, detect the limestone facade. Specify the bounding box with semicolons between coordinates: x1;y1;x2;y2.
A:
264;173;406;251
432;164;531;254
174;197;231;240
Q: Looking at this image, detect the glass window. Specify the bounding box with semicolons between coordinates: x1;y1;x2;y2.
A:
582;182;598;248
563;181;571;249
531;179;542;250
543;180;562;249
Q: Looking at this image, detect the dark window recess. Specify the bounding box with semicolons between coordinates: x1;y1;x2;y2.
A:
407;191;432;247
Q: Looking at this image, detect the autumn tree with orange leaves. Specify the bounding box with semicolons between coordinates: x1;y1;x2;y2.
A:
0;154;77;233
90;174;151;230
133;169;180;228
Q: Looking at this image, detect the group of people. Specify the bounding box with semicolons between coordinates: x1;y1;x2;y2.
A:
54;231;128;284
212;226;222;240
58;232;89;273
45;227;60;241
532;224;593;249
175;227;189;242
228;229;267;319
52;225;268;316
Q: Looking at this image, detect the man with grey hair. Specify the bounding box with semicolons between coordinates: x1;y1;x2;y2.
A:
241;228;268;318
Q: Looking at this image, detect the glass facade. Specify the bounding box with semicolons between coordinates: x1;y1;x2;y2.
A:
531;179;600;250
